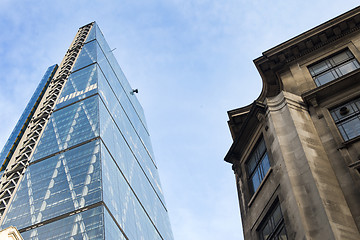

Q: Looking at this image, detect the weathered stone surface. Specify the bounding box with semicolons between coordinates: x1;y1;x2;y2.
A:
226;6;360;240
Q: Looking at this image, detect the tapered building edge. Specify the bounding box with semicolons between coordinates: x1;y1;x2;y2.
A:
0;22;173;239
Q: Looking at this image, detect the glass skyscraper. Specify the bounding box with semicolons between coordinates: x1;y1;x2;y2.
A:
0;22;173;239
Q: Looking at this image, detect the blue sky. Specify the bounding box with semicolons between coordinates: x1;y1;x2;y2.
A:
0;1;359;239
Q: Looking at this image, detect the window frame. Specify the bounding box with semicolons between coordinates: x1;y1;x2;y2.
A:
258;201;288;240
308;49;360;86
246;137;271;196
329;97;360;142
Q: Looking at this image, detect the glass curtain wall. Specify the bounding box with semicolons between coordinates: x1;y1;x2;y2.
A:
1;23;173;240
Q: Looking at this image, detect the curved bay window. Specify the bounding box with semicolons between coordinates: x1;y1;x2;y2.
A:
247;137;270;195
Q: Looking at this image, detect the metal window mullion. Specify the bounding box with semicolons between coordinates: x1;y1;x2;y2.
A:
335;113;359;125
311;53;357;79
329;53;353;68
267;217;276;240
248;157;260;180
0;23;94;222
257;160;265;180
311;60;333;78
272;219;286;239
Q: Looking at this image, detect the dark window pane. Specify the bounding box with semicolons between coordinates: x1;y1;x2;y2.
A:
262;221;272;240
261;154;271;176
278;227;288;240
251;170;261;193
341;118;360;140
338;61;360;76
309;50;359;86
272;205;282;226
258;139;267;155
247;138;270;194
309;61;330;75
330;98;360;141
248;156;257;175
315;71;337;86
332;51;351;64
259;203;287;240
355;99;360;110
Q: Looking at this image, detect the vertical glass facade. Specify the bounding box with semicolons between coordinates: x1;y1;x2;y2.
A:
0;65;58;174
0;23;173;239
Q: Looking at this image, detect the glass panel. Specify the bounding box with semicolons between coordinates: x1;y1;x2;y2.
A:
315;71;337;86
98;93;165;204
261;153;271;176
309;50;359;86
95;23;112;54
350;101;360;113
331;98;360;141
247;138;270;194
55;64;98;109
99;101;172;239
278;226;288;240
1;141;102;230
340;117;360;140
32;96;100;161
94;41;153;163
338;126;349;141
337;60;360;76
258;139;266;155
20;206;105;240
272;205;282;226
262;221;272;240
251;169;261;193
331;109;341;122
355;99;360;110
331;103;355;122
332;51;352;64
104;207;126;240
309;61;330;76
260;203;287;240
101;142;167;240
104;46;148;132
85;24;96;43
248;156;257;175
92;25;147;132
72;40;97;72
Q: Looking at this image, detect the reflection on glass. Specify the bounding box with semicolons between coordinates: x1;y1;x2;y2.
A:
20;206;105;240
32;96;99;161
2;141;102;230
1;22;173;240
72;40;97;72
55;64;98;109
316;71;336;86
309;49;360;86
330;98;360;141
278;227;288;240
101;142;165;239
259;202;287;240
247;138;270;195
251;171;261;193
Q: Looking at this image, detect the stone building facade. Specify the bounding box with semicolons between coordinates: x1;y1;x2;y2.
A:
225;6;360;240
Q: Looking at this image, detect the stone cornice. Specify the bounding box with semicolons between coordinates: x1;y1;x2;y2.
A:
255;6;360;99
225;101;266;164
262;6;360;60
